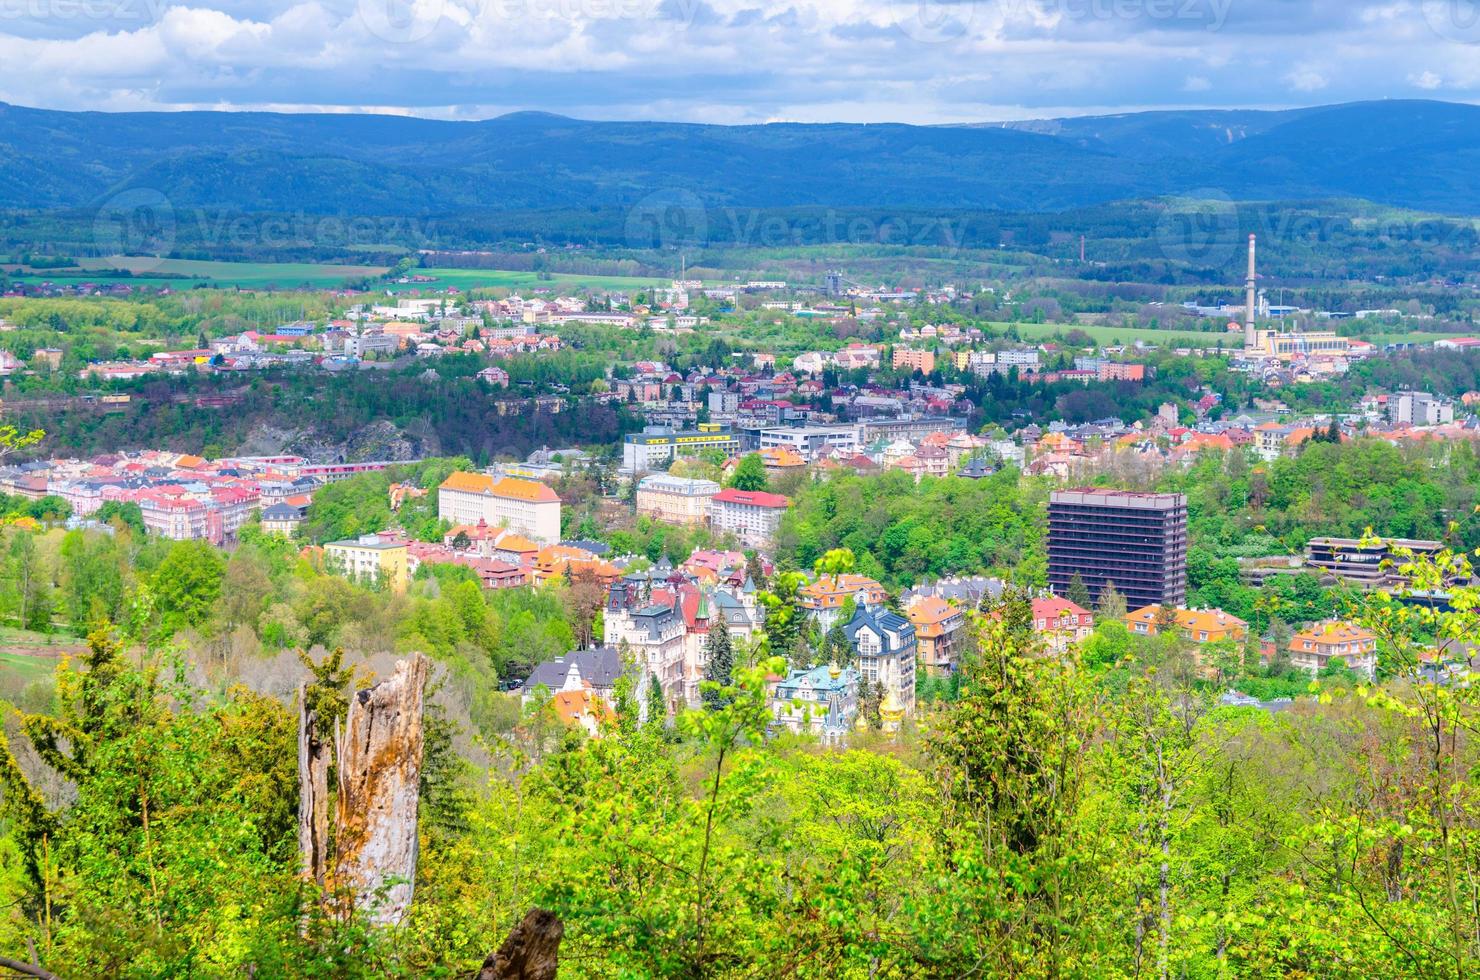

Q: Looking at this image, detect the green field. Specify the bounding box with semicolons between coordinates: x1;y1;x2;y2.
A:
393;267;682;292
999;321;1246;348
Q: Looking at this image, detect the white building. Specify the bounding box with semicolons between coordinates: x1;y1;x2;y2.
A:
758;425;861;461
438;472;562;544
710;488;790;547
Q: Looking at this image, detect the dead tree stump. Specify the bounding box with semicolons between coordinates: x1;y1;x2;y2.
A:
297;684;330;889
333;654;428;926
477;908;564;980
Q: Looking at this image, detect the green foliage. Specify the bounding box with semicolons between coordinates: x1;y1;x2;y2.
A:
777;468;1046;587
726;453;768;493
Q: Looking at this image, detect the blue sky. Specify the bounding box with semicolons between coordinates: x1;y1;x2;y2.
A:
1;0;1476;122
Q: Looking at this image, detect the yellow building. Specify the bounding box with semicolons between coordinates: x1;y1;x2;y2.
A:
1124;605;1247;644
325;534;409;593
635;474;721;526
1252;329;1351;360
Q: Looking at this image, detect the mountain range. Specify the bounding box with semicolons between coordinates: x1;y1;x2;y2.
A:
1;99;1477;216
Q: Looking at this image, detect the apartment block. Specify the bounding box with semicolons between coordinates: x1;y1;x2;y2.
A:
438;472;562;544
1048;488;1188;610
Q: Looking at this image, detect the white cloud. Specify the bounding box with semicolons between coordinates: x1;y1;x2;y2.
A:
0;0;1477;120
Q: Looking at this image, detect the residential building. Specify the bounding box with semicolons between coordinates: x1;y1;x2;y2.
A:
800;574;890;629
260;502;305;536
1032;597;1094;653
520;646;624;705
325;534;409;592
1124;606;1248;644
770;664;859;742
636;474;721;526
1304;536;1443;588
710;488;789;547
1388;391;1454;426
907;596;966;675
438;472;561;544
605;597;688;715
1048;488;1188;610
844;606;917;717
622;423;740;472
892;347;936;374
1289;621;1378;678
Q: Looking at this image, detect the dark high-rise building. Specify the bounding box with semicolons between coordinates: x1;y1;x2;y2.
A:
1048;488;1188;610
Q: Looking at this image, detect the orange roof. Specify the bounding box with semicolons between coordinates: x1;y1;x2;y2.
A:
1125;605;1246;636
550;688;616;728
1293;621;1376;647
441;471;496;493
492;532;541;553
759;446;806;468
801;574;887;607
440;472;560;503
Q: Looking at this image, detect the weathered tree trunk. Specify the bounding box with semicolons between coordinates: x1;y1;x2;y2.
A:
477;908;564;980
297;683;330;889
333;654;428;926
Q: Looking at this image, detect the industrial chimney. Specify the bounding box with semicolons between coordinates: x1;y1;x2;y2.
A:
1244;234;1257;349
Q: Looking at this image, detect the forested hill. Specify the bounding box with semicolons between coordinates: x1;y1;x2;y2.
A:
2;100;1480;215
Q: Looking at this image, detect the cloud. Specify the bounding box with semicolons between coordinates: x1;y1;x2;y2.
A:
0;0;1477;120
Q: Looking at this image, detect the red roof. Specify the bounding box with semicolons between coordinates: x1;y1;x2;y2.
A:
713;488;790;509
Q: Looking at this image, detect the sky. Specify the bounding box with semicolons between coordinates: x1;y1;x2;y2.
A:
0;0;1477;122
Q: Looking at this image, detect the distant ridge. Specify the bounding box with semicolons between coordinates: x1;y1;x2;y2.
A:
1;99;1478;216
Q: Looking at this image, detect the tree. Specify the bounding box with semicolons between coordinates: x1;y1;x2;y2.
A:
728;454;768;493
702;620;734;711
151;539;227;636
1067;571;1092;609
646;673;666;727
1097;581;1128;621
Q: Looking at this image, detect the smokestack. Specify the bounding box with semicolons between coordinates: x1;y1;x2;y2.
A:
1244;234;1257;349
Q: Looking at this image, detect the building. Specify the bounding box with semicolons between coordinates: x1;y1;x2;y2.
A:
260;502;306;536
520;646;624;705
907;596;966;675
636;474;721;526
1048;488;1188;610
1253;329;1351;360
710;488;790;547
1289;621;1378;678
1124;606;1248;644
1032;597;1094;653
892;347;936;374
843;606;916;717
438;472;561;544
1304;537;1443;589
759;425;862;461
622;424;740;473
800;574;890;629
1388;392;1454;426
770;664;859;742
324;534;409;593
